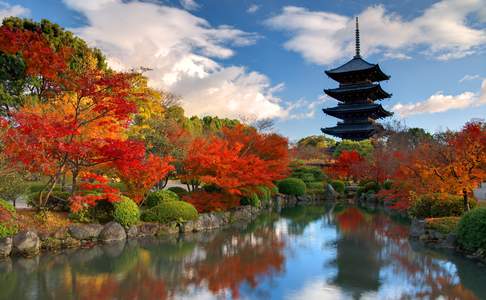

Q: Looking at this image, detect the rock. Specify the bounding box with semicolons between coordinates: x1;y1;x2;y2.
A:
127;226;138;238
157;223;179;235
410;219;426;238
52;227;69;239
0;237;12;258
440;233;457;249
13;231;40;257
68;224;104;240
137;223;160;236
41;238;62;251
180;221;196;233
192;213;224;231
231;206;253;223
62;237;81;249
99;222;126;242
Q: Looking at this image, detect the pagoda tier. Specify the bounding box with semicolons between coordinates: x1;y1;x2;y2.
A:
325;56;390;84
321;121;384;141
324;82;391;102
321;17;393;141
323;103;392;120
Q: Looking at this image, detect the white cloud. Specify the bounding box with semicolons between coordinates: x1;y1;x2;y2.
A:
392;79;486;117
459;74;481;82
266;0;486;65
247;4;260;14
383;52;412;60
0;1;29;20
63;0;287;120
179;0;199;11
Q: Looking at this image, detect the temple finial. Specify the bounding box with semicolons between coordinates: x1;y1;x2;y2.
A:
355;16;360;58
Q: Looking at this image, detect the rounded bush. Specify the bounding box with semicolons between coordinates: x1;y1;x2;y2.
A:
141;201;198;224
363;181;380;194
0;198;18;239
113;196;140;228
240;192;260;207
457;208;486;251
330;180;345;194
409;193;477;219
277;178;306;196
145;190;180;208
306;182;324;194
168;186;189;197
382;179;393;190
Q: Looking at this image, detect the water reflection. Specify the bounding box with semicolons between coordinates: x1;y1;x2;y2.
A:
2;206;485;300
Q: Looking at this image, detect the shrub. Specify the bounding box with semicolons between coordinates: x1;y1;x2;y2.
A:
168;186;189;197
141;201;198;224
202;184;223;193
330;180;345;194
277;178;306;196
240;192;260;207
306;182;324;194
457;208;486;251
113;197;140;228
382;179;393;190
363;181;380;194
409;193;477;219
290;166;325;184
257;186;272;203
0;198;18;238
426;217;460;234
145;190;180;208
28;191;71;211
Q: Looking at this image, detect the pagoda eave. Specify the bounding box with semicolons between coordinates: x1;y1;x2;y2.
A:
324;84;391;102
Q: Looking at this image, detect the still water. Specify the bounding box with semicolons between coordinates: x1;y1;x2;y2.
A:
1;205;486;300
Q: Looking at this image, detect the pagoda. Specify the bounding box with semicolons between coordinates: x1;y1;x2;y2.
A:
321;17;392;140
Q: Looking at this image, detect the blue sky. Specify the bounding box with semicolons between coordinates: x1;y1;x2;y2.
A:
1;0;485;141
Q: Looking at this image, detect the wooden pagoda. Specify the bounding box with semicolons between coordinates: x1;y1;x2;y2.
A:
321;17;393;140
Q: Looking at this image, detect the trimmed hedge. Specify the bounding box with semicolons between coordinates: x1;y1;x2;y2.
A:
277;178;306;196
113;196;140;228
457;208;486;252
145;190;180;208
168;186;189;197
330;180;345;194
409;193;477;219
0;198;18;239
306;181;324;194
142;201;198;224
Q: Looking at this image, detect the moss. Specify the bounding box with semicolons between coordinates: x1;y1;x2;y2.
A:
425;217;460;234
113;196;140;228
145;190;180;208
277;178;306;196
141;201;198;224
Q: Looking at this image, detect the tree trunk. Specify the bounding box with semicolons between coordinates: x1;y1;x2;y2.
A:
463;188;470;212
71;169;78;196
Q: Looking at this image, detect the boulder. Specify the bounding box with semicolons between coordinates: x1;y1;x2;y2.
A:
137;223;160;237
410;219;426;238
52;227;69;239
157;223;179;235
99;222;127;242
127;226;139;238
68;224;104;240
0;237;12;258
192;213;224;231
13;231;40;256
62;237;81;249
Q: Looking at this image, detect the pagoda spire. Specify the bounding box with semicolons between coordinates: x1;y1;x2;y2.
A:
354;17;360;58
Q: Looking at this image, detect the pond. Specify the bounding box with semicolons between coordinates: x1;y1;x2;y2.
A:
1;205;485;300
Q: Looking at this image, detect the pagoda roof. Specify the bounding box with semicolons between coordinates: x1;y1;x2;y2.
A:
323;103;393;119
325;57;390;83
324;83;391;101
321;122;382;140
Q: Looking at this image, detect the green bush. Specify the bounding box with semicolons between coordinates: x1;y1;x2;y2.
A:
330;180;345;194
290;166;325;184
240;192;260;207
141;201;198;224
363;181;380;194
382;179;393;190
277;178;306;196
145;190;180;208
113;197;140;228
409;193;477;219
426;217;460;234
306;182;324;194
257;186;272;203
0;198;18;239
457;208;486;251
28;191;71;211
168;186;189;197
202;184;222;193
